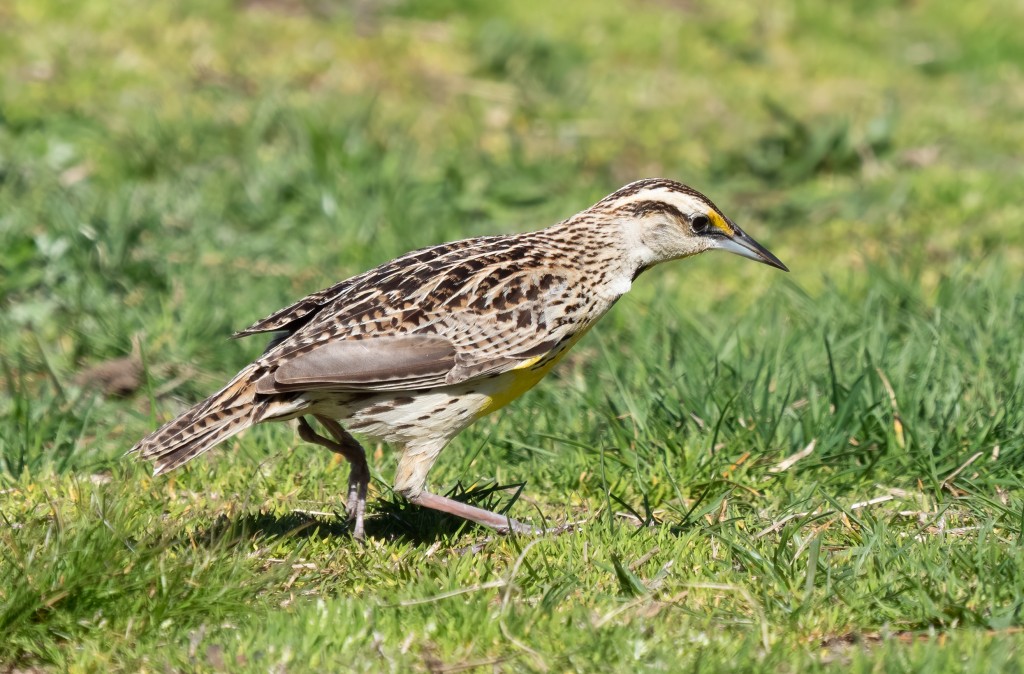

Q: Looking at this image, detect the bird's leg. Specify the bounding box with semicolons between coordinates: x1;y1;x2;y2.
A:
296;416;369;540
405;490;539;535
394;443;551;535
315;415;369;534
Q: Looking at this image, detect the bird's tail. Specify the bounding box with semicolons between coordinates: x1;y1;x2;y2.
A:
129;364;290;475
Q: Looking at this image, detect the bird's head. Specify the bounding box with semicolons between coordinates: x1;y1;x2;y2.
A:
594;178;788;273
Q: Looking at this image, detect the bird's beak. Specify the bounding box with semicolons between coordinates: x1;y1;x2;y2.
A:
715;221;789;272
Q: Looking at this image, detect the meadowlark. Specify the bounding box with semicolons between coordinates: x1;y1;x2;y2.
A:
131;178;787;538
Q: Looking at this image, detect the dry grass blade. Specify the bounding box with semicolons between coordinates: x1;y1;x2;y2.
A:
768;439;816;474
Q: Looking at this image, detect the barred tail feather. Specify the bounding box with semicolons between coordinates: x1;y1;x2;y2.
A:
130;365;284;474
142;410;257;474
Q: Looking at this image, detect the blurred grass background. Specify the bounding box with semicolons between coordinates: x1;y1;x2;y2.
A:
2;0;1024;671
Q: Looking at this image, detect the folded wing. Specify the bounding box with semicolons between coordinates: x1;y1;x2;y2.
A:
255;334;458;393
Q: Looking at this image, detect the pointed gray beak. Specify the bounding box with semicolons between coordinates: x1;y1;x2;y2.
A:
715;222;789;272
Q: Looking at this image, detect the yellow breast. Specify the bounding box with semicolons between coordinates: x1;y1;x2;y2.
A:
473;325;597;419
473;353;564;419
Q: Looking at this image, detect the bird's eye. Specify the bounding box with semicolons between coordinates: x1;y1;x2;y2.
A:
691;215;711;234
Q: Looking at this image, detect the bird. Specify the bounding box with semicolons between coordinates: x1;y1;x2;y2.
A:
130;178;787;539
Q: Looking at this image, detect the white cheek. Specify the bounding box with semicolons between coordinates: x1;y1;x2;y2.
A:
612;276;632;293
600;275;632;300
649;226;683;254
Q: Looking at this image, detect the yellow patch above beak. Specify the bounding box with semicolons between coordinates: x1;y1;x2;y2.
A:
707;211;735;237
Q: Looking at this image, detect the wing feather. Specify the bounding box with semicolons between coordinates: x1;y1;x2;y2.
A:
233;238;490;339
254;335;457;394
246;234;597;394
233;278;354;338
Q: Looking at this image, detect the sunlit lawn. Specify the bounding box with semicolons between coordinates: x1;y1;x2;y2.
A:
2;1;1024;671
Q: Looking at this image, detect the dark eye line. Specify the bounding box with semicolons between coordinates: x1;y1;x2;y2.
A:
627;200;685;220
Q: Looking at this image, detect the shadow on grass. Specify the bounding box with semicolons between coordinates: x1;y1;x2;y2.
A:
188;481;529;547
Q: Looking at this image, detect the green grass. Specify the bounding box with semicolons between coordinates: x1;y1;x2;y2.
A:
3;0;1024;670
